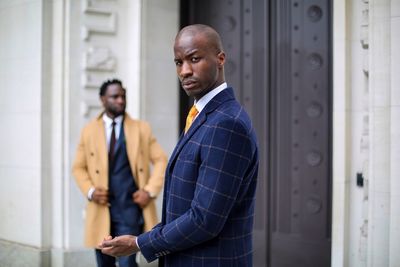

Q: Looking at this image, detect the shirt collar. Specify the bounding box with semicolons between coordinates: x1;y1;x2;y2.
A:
102;113;123;127
195;82;227;113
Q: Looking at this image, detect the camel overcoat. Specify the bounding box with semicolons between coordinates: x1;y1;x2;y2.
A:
72;112;167;247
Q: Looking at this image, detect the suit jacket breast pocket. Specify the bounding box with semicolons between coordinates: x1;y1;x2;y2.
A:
177;151;195;161
173;147;200;183
177;144;200;163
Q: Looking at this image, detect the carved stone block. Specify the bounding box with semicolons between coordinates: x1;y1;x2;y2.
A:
82;0;117;41
84;46;116;71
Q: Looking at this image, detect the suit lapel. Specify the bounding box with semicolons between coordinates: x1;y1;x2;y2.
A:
124;114;139;179
93;115;108;175
167;114;205;168
167;88;235;174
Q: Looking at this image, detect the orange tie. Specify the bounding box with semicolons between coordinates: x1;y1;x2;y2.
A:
184;105;199;133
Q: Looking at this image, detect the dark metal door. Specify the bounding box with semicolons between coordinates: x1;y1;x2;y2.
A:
180;1;332;266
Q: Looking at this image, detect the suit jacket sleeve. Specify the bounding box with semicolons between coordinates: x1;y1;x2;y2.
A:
72;127;93;196
141;121;168;196
137;118;257;262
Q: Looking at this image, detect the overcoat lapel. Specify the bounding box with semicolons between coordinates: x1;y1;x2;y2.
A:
93;115;109;177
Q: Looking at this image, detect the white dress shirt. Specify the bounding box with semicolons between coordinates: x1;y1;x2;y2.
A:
103;113;123;151
194;82;228;117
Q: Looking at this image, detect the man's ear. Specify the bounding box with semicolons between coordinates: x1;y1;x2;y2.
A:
217;51;225;67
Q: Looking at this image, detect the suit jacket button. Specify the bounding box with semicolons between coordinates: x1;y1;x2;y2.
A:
96;170;99;174
139;168;143;172
91;152;94;156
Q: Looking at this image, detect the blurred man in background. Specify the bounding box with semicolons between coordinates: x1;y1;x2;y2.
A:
73;79;167;267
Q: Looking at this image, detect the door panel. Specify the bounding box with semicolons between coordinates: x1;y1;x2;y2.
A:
180;1;332;266
270;1;332;266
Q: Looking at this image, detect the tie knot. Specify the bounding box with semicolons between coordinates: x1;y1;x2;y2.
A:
184;105;199;133
188;105;198;117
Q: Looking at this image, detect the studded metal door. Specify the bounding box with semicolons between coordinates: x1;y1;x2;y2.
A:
269;1;332;266
180;1;332;266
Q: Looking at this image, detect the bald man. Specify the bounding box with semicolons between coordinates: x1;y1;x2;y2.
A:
100;24;259;267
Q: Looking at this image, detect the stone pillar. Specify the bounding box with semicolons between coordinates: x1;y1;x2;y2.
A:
331;0;351;266
0;0;179;266
61;1;144;265
359;0;370;264
367;0;391;266
139;0;179;224
0;0;51;266
389;0;400;266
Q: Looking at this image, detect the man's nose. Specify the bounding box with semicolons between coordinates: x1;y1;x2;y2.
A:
179;62;193;78
116;96;125;104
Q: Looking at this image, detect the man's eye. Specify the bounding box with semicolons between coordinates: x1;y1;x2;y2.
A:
191;57;200;62
174;61;182;66
110;95;124;99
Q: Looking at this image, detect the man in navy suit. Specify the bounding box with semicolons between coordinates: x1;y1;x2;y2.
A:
100;24;259;267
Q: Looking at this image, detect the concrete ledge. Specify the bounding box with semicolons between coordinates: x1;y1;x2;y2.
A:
0;239;158;267
0;239;96;267
0;239;50;267
51;248;95;267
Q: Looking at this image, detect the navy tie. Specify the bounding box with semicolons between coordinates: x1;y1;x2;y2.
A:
109;120;116;164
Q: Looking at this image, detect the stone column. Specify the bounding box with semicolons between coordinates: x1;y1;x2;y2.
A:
0;0;51;266
389;0;400;266
0;0;179;266
331;0;351;266
367;0;391;266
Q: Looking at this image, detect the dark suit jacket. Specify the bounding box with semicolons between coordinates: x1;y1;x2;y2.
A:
108;124;143;229
138;88;259;267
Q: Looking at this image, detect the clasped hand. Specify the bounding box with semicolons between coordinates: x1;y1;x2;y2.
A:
93;188;151;208
98;235;139;257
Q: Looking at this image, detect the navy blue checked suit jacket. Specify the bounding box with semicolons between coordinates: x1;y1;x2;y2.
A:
137;88;259;267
